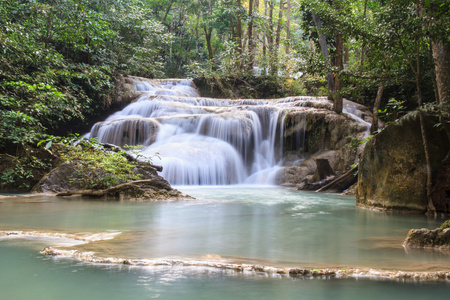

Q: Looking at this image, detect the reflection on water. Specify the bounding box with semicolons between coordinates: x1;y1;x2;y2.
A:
1;243;449;300
0;187;448;272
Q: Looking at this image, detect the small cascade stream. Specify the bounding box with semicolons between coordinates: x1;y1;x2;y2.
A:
88;79;370;185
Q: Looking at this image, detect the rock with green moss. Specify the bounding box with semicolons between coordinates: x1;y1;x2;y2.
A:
441;220;450;230
356;112;450;214
404;224;450;249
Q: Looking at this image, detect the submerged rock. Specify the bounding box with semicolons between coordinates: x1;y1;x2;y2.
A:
356;112;450;214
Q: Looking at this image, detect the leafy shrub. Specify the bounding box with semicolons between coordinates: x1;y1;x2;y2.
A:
441;220;450;230
57;138;142;189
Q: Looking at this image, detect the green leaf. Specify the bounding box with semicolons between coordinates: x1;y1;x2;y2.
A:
45;140;53;149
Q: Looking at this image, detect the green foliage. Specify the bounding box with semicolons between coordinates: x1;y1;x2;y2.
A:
441;220;450;230
58;138;142;189
378;98;406;124
0;155;52;190
0;157;34;189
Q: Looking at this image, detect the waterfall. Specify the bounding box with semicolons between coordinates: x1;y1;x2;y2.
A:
88;78;370;185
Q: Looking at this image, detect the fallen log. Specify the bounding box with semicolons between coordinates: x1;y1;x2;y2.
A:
316;165;358;193
298;176;337;191
55;179;179;200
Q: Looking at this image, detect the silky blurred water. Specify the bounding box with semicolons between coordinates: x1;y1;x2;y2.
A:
1;187;449;299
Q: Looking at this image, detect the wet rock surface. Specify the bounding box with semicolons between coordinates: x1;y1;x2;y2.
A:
32;161;188;201
40;246;450;282
404;228;450;249
279;99;372;188
356;113;450;213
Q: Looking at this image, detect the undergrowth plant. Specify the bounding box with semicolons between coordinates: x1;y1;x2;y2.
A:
59;142;142;190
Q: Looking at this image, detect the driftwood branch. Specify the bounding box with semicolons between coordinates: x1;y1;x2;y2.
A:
56;179;159;197
316;165;358;193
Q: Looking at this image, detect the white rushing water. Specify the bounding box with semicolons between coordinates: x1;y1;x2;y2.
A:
88;79;369;185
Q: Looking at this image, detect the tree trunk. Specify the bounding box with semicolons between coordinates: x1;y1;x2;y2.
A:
268;1;275;75
275;1;284;48
344;42;349;64
262;0;267;74
432;41;450;105
311;12;334;97
371;81;385;134
334;31;344;114
272;0;284;76
204;27;214;59
359;0;368;72
227;0;236;41
285;0;291;55
419;111;437;217
429;43;439;104
201;0;214;60
236;0;243;53
248;0;255;69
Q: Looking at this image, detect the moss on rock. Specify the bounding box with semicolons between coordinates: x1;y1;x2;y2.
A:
356;112;450;213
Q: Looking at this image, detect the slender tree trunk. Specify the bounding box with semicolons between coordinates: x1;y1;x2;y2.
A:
204;27;214;59
429;43;440;104
272;1;284;76
262;0;267;67
248;0;255;69
432;41;450;105
275;1;284;48
263;0;268;75
416;38;423;106
163;0;175;24
268;1;274;75
285;0;291;55
334;31;344;114
236;0;243;53
311;12;334;97
419;111;437;217
416;2;424;106
227;0;236;40
371;81;385;134
360;0;368;72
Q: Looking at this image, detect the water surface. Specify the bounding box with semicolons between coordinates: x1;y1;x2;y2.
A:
1;187;448;271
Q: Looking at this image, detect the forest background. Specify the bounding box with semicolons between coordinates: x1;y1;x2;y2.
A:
0;0;449;190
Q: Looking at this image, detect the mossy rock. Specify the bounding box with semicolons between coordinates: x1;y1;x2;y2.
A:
441;220;450;230
404;227;450;248
356;112;450;213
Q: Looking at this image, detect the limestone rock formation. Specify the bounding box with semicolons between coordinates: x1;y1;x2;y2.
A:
356;112;450;213
278;99;372;187
404;226;450;249
32;161;186;201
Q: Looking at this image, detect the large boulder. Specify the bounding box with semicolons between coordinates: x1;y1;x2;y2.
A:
356;112;450;213
32;160;186;201
404;221;450;249
278;99;372;187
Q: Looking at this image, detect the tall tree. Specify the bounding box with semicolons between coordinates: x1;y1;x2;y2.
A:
248;0;255;68
285;0;291;54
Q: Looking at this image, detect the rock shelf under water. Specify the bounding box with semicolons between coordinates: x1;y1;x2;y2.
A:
40;246;450;282
11;229;447;283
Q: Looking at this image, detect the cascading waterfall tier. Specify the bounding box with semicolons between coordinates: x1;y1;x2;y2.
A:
88;78;370;185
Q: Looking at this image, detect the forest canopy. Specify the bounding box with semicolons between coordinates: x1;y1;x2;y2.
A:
1;0;449;188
